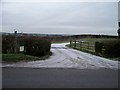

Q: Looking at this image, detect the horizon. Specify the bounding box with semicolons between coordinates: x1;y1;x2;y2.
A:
1;31;118;36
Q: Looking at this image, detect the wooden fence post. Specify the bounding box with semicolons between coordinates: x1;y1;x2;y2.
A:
80;41;82;50
74;40;76;49
70;40;72;47
79;41;81;50
88;42;89;52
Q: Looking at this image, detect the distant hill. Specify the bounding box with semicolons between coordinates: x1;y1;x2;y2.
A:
1;32;70;37
1;32;118;39
71;34;118;38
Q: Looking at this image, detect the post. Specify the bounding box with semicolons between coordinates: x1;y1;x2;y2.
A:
80;41;82;50
79;41;81;50
88;42;89;52
70;40;72;47
74;40;76;49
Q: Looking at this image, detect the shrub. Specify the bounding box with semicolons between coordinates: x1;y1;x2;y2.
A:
95;42;103;54
2;35;15;53
95;39;120;58
2;35;51;57
22;36;51;57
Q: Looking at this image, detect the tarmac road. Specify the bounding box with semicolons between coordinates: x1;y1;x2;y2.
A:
2;67;118;88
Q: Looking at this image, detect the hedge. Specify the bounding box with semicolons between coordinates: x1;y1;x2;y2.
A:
2;35;51;57
95;39;120;58
2;35;15;53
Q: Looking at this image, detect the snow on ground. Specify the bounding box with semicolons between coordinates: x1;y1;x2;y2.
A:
2;43;118;69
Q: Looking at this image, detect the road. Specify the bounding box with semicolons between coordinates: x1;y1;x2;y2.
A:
2;43;118;69
2;67;118;88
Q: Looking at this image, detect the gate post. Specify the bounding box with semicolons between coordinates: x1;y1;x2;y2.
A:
74;40;76;49
70;40;72;47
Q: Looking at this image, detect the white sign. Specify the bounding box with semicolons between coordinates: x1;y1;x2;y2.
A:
20;46;24;52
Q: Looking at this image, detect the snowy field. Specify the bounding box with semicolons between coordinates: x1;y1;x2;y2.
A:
2;43;118;69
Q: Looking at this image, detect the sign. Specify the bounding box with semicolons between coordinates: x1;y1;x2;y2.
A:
19;46;24;52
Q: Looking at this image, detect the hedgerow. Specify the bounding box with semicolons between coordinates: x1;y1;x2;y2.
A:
2;35;51;57
95;39;120;58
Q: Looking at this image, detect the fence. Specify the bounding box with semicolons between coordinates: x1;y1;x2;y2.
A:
70;40;95;53
69;40;120;58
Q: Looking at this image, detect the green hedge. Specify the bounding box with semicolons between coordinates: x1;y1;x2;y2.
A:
2;35;51;57
22;37;51;57
2;36;15;53
95;39;120;58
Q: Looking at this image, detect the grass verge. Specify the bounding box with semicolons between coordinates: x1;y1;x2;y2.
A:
2;52;52;63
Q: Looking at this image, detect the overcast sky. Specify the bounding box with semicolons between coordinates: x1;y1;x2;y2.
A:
1;0;119;35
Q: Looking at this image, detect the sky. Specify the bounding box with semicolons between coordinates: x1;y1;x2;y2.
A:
0;0;119;35
118;2;120;22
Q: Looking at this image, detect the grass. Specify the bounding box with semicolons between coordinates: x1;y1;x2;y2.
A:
2;52;52;63
113;57;120;61
52;41;69;43
75;37;119;42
